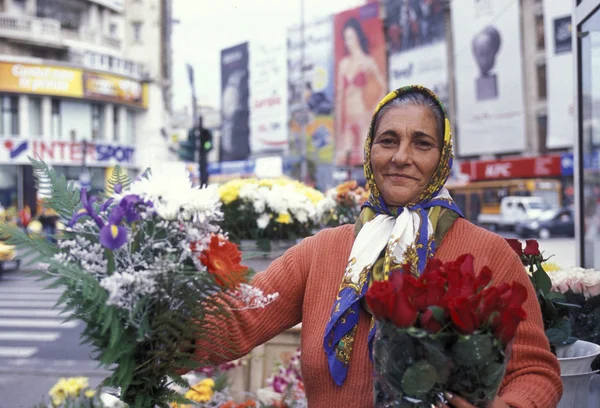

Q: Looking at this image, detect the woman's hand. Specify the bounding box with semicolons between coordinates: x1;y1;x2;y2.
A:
438;392;510;408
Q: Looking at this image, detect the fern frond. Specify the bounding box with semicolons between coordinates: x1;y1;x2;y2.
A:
105;165;131;196
30;158;80;220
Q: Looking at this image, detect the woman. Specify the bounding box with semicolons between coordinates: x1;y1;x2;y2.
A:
336;17;386;167
196;86;562;407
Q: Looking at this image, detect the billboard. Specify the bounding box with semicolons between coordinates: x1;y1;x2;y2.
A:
384;0;449;107
0;62;148;109
288;16;336;164
334;2;387;166
220;43;251;162
249;40;288;154
543;0;574;149
451;0;526;156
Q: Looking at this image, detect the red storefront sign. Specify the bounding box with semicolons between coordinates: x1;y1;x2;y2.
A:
459;155;563;181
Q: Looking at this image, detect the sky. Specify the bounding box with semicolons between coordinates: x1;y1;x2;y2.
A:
171;0;365;112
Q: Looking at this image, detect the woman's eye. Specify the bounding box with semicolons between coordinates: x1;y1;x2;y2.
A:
415;140;434;149
379;138;395;146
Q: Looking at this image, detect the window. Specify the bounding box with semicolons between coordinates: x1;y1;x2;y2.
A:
28;97;42;138
535;14;545;51
132;22;143;42
37;0;84;30
127;110;136;144
91;104;103;140
537;115;548;150
109;23;118;36
113;106;120;142
51;98;61;139
0;95;19;137
537;64;547;100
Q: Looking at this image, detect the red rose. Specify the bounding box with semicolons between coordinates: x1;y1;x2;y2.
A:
475;286;501;326
365;281;396;321
524;240;541;257
506;239;524;257
420;308;443;333
448;297;479;334
499;282;528;308
476;266;493;292
391;290;418;328
493;305;527;344
413;270;447;311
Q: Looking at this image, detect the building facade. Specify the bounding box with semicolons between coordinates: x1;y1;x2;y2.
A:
0;0;172;214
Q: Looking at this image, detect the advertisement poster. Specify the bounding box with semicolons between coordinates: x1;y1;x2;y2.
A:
249;40;288;154
0;62;148;108
288;15;335;164
83;72;147;109
384;0;449;107
451;0;526;156
334;2;388;166
0;62;83;97
543;0;574;149
220;42;250;162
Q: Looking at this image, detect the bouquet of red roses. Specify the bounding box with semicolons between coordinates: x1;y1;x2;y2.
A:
366;254;528;408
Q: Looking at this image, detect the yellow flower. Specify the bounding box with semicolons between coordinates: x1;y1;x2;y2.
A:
276;213;292;224
542;262;561;273
48;377;89;407
184;378;215;403
84;389;96;399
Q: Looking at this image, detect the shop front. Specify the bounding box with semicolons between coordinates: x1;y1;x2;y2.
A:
574;0;600;267
0;139;136;220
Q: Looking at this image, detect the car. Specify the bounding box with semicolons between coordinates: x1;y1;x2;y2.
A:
515;206;575;239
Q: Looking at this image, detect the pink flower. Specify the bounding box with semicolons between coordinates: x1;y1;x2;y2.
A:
581;270;600;299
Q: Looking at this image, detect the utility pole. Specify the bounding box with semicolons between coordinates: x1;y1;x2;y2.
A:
299;0;308;183
186;63;208;186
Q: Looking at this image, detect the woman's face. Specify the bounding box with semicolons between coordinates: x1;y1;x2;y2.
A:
343;26;361;54
370;104;442;206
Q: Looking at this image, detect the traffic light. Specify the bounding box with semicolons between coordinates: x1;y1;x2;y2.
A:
200;128;213;153
178;128;197;162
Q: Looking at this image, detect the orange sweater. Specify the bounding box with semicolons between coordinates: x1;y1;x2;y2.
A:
198;219;562;408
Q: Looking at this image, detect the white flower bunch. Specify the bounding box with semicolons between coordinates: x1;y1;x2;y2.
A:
550;267;600;299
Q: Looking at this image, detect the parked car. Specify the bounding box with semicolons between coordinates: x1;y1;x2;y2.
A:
477;196;552;231
515;206;575;239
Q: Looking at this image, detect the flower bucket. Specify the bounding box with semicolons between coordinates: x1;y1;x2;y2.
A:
556;340;600;375
557;370;599;408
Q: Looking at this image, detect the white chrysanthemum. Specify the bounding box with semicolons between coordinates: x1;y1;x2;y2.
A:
257;213;270;229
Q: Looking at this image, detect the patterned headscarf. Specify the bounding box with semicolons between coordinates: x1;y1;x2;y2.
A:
323;85;464;386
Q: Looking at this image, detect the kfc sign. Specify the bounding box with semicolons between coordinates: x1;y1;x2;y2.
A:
460;155;563;181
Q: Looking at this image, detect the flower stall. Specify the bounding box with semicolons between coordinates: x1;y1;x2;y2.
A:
320;181;369;228
217;178;332;253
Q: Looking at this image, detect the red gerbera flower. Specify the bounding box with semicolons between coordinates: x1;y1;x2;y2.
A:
199;235;248;289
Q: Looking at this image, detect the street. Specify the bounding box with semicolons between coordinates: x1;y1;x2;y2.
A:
0;235;577;407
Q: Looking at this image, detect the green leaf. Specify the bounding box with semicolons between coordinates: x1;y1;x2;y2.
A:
105;165;131;196
256;237;271;252
430;306;446;324
546;292;566;301
452;334;494;367
546;319;572;345
479;362;505;388
400;360;438;396
533;265;552;295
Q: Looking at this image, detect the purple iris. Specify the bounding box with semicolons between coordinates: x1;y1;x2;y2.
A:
99;205;127;250
68;189;104;228
271;376;288;393
119;194;143;223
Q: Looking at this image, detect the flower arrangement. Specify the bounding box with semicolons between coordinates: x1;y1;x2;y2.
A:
1;161;278;408
506;239;579;350
261;349;306;408
33;377;104;408
319;181;369;227
217;178;329;251
365;255;528;407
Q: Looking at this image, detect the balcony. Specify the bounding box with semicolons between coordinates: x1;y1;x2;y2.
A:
0;14;65;49
0;13;122;52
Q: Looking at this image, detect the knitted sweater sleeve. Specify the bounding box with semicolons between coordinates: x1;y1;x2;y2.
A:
491;240;563;408
192;234;312;365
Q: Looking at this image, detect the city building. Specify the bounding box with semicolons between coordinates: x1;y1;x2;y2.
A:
0;0;173;215
573;0;600;268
